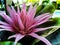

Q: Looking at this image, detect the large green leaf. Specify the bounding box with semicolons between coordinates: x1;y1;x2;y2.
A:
40;4;56;14
0;41;22;45
36;5;44;15
36;3;56;15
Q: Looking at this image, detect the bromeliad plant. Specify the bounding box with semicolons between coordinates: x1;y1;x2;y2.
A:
0;3;60;45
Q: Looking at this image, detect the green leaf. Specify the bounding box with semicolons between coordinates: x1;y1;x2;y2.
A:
47;29;60;45
36;5;44;15
39;4;56;14
52;18;60;26
36;3;56;16
0;41;22;45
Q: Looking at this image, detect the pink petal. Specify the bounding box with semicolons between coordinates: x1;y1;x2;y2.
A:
34;13;50;23
0;21;9;26
20;11;26;24
26;5;36;28
7;5;14;19
28;14;51;30
20;3;26;24
7;5;17;22
22;3;26;16
29;33;52;45
11;6;16;14
28;5;36;23
16;14;24;30
26;15;33;29
0;13;13;24
34;26;60;32
8;34;17;39
34;14;51;24
26;15;30;28
0;29;13;32
0;25;12;29
14;34;24;45
17;6;21;15
11;6;19;23
27;4;33;15
8;34;25;45
29;5;36;19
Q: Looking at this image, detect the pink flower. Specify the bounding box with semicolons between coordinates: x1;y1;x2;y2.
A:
0;4;60;45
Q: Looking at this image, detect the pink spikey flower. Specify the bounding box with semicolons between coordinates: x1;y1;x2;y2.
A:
0;4;60;45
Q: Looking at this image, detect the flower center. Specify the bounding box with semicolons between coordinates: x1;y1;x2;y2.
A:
20;29;33;35
12;25;34;35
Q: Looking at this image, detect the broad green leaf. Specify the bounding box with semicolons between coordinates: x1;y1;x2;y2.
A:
36;3;56;16
52;18;60;25
0;41;22;45
39;4;56;14
36;5;44;15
